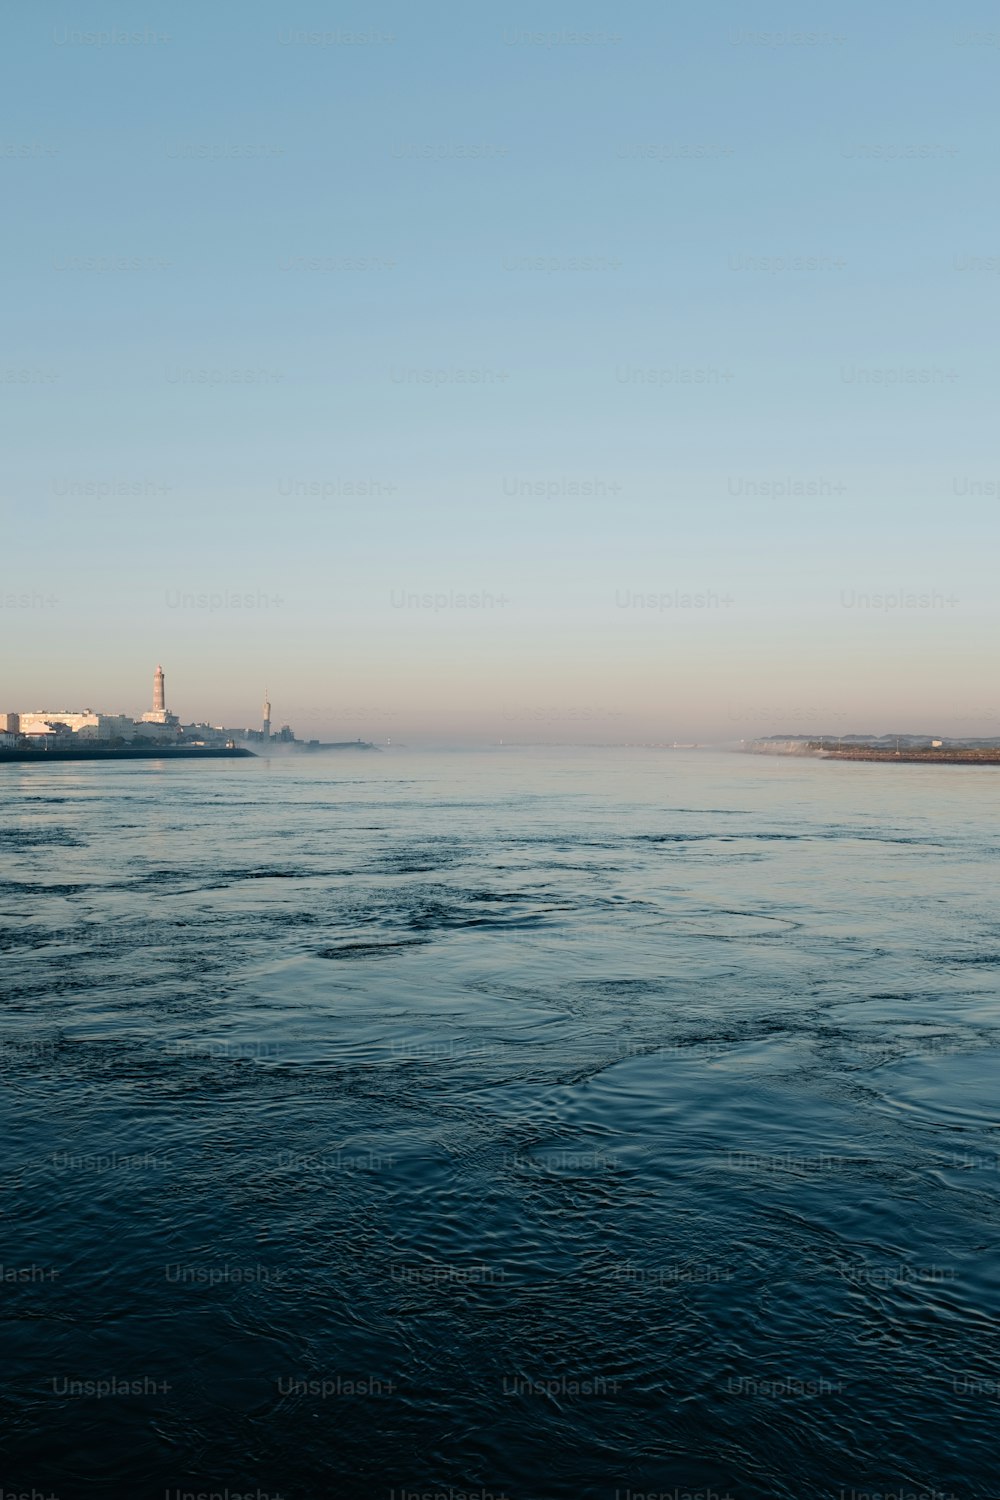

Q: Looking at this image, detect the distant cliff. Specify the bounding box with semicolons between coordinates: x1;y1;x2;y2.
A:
747;738;824;756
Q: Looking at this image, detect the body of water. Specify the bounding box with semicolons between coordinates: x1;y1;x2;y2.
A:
2;748;998;1498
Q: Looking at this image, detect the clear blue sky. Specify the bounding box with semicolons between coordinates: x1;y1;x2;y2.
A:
3;0;998;742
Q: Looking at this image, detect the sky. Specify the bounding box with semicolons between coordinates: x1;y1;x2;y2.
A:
2;0;998;744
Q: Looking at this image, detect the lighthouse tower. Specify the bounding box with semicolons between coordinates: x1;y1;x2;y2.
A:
141;663;176;726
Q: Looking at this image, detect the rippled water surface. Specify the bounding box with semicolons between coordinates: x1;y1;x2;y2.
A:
2;748;999;1499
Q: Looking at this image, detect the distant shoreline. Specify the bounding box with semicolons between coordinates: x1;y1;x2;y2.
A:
0;746;256;762
820;748;1000;765
749;740;1000;766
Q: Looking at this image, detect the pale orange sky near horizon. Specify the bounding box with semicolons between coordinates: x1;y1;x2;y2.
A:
4;604;997;744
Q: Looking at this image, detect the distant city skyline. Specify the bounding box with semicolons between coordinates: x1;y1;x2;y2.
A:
2;662;275;746
4;0;999;742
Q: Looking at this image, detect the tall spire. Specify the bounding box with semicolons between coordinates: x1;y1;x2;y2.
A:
262;687;271;740
140;663;173;727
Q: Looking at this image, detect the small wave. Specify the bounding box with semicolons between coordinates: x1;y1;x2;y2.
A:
932;953;1000;966
0;827;85;848
317;940;429;960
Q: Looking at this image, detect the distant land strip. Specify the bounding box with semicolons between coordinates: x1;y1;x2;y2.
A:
819;746;1000;764
749;737;1000;765
0;745;257;762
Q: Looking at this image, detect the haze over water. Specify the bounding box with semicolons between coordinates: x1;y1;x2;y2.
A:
3;748;999;1498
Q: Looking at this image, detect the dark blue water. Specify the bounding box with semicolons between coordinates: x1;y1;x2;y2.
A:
2;748;999;1499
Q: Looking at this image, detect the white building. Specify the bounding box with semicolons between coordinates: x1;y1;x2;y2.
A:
18;710;101;737
79;714;136;741
16;710;138;741
133;719;178;740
